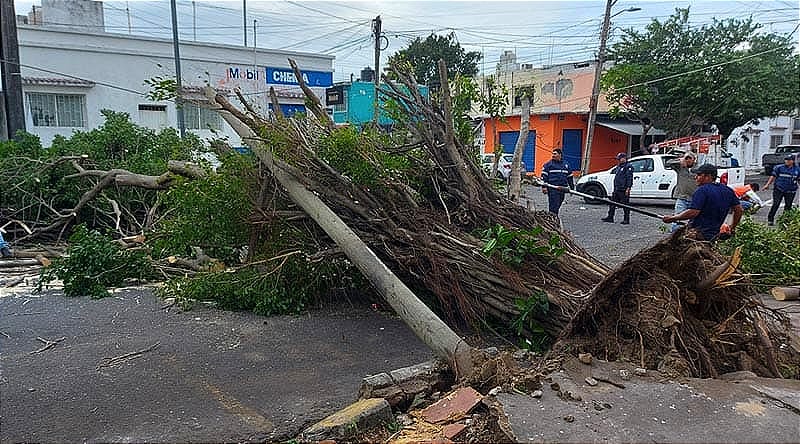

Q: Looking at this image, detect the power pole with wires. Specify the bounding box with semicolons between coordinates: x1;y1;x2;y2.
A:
243;0;247;47
372;15;382;125
582;0;613;175
0;0;26;140
169;0;185;138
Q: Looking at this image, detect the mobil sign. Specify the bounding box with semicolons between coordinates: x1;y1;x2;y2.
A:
266;67;332;87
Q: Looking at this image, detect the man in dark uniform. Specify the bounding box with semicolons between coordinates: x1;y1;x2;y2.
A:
662;164;743;241
601;152;634;224
541;148;574;215
763;154;800;226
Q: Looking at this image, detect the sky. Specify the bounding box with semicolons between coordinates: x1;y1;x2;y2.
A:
13;0;800;81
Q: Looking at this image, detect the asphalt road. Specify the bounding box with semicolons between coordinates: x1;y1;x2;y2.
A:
521;171;782;266
0;288;432;442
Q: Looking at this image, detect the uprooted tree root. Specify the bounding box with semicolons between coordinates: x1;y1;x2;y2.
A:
556;229;800;379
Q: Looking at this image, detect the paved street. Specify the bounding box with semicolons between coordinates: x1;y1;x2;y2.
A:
0;288;432;442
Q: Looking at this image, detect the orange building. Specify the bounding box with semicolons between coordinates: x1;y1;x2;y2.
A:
481;60;665;175
482;113;662;175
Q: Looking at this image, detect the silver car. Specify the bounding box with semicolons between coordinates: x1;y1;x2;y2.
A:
481;153;527;179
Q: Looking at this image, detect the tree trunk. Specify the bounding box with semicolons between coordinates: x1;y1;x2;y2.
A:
509;95;530;201
209;90;478;378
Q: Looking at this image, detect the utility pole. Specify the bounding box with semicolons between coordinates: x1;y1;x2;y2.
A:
169;0;185;138
192;0;196;41
0;0;26;140
372;15;382;124
243;0;247;47
126;1;132;34
582;0;614;175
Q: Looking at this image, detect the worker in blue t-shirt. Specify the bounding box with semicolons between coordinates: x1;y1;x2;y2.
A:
541;148;574;215
763;154;800;226
662;164;743;241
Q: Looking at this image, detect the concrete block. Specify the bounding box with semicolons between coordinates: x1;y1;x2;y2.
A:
302;398;392;441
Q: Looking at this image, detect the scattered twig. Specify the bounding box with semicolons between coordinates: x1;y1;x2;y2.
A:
30;336;66;354
593;375;626;389
96;342;160;370
1;332;11;339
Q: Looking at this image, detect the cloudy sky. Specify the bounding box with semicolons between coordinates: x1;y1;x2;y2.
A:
13;0;800;81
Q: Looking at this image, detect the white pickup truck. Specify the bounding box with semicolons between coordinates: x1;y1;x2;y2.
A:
575;154;745;203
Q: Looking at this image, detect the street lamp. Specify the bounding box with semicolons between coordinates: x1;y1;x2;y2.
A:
581;2;640;174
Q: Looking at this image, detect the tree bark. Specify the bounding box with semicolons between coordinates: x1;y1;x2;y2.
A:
210;90;478;378
509;94;530;201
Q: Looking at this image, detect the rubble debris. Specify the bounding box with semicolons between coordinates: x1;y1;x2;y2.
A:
302;398;392;442
585;377;598;386
578;353;593;365
420;386;483;424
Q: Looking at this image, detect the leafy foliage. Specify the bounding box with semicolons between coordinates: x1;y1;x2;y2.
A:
603;8;800;138
38;225;153;298
151;153;255;264
718;209;800;285
511;291;551;352
157;255;363;316
389;32;481;85
480;224;564;266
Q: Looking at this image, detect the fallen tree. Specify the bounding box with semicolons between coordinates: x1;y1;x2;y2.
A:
202;58;799;379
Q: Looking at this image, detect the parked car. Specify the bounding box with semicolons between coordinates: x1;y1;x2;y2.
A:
481;153;527;180
575;154;745;204
762;144;800;175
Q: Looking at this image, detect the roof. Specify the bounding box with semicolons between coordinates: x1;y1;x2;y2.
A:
22;77;94;87
597;121;666;136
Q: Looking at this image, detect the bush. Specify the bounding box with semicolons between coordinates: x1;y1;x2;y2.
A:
718;209;800;286
39;225;154;298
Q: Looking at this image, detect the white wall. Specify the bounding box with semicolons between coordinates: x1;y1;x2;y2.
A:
12;26;334;147
727;116;800;170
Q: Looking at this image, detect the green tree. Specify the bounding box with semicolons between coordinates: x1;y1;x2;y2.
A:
602;8;800;141
389;32;481;86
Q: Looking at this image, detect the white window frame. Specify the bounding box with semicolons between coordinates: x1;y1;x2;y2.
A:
27;92;87;128
183;103;223;131
770;135;784;149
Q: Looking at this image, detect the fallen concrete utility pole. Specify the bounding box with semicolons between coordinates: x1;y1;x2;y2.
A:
205;88;477;379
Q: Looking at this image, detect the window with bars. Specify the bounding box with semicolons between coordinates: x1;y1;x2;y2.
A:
333;89;347;113
27;93;86;127
183;103;223;130
770;135;784;149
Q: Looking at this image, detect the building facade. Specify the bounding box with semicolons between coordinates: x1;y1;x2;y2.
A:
727;116;800;170
329;80;429;128
479;60;664;174
2;23;333;146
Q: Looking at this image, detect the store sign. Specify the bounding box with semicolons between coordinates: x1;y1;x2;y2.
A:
227;66;261;81
266;67;332;87
325;85;344;105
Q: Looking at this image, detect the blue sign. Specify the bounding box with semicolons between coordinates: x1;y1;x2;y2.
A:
266;67;332;87
269;103;307;116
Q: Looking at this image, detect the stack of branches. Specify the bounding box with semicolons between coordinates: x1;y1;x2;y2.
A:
210;58;608;337
557;230;800;379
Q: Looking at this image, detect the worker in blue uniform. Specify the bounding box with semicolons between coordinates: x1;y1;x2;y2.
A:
602;152;634;224
763;154;800;226
541;148;574;215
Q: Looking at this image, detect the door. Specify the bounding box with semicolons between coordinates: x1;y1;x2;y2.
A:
627;157;656;197
498;130;535;173
562;129;582;172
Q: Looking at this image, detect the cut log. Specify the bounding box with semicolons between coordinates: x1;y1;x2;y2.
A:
0;259;41;267
771;286;800;301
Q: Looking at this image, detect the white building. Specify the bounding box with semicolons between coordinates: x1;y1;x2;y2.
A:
2;22;334;146
727;116;800;170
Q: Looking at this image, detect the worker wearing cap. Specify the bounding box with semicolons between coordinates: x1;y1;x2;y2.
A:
601;152;634;224
668;152;698;232
662;164;742;241
763;154;800;226
541;148;574;215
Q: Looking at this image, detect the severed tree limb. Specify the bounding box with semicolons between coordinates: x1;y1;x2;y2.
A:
287;58;335;131
30;336;66;354
269;87;285;120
